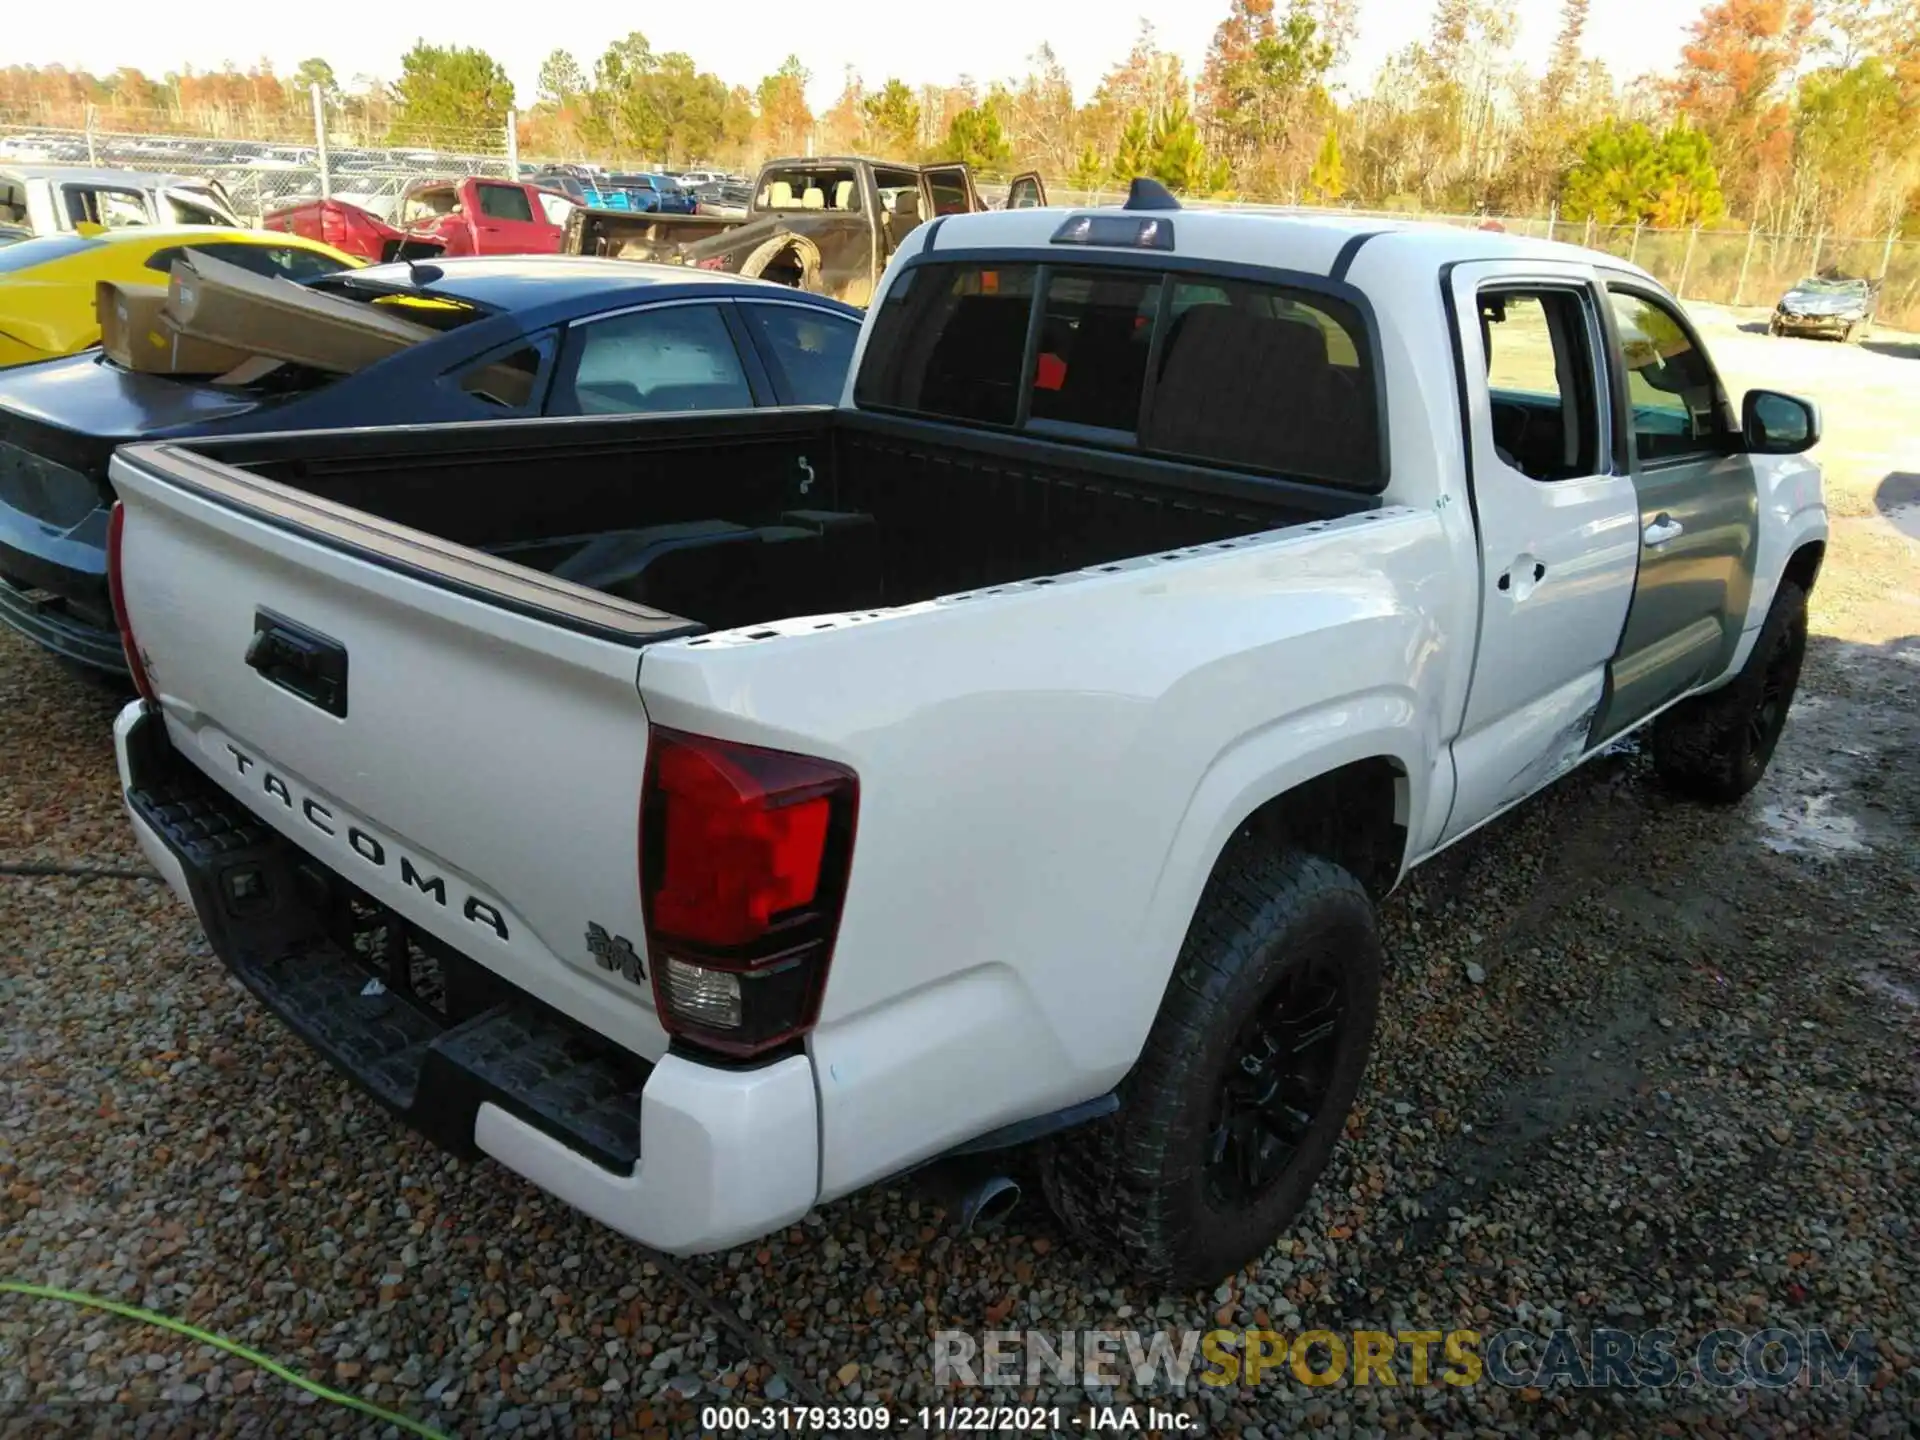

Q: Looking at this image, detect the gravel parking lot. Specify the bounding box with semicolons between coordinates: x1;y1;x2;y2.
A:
3;304;1916;1437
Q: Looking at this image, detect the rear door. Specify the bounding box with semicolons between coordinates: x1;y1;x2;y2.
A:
922;165;976;216
872;166;926;257
1589;282;1758;739
1005;172;1048;209
1441;261;1641;840
471;180;554;254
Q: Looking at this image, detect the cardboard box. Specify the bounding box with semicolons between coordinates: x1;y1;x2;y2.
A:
96;281;255;375
164;248;437;374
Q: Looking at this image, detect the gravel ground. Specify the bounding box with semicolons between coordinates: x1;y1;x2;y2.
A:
3;306;1917;1437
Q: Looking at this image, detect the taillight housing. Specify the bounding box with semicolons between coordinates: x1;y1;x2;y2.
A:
105;501;157;703
640;727;858;1058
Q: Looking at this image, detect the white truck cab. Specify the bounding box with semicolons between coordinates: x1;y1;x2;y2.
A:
106;184;1826;1285
0;165;241;238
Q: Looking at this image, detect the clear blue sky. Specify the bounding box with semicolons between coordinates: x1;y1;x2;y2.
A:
13;0;1695;112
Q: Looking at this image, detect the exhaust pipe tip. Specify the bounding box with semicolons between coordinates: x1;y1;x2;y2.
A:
957;1174;1021;1233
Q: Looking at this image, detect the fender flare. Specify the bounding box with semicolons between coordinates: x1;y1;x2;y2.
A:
1726;508;1827;677
1118;689;1432;1047
740;233;821;289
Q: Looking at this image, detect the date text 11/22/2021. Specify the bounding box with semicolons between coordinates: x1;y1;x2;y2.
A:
700;1406;1197;1432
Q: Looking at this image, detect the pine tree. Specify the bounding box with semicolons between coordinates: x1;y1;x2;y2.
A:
1307;125;1346;201
1067;144;1109;196
1148;97;1211;193
1110;109;1153;184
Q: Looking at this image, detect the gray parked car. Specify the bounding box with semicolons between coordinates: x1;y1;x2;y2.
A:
1769;273;1879;342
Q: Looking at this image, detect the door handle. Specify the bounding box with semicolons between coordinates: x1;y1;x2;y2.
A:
247;608;349;717
1644;515;1684;546
1497;559;1547;595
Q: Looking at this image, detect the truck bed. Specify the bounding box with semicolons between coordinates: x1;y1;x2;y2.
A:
120;408;1373;638
566;208;744;262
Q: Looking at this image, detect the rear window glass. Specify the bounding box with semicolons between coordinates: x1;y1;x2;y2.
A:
145;243;353;284
856;261;1382;488
305;275;489;333
1030;269;1159;434
0;234;100;274
1144;278;1378;486
758;167;861;213
855;263;1038;426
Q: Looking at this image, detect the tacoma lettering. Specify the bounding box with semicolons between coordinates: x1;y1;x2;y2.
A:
222;742;509;942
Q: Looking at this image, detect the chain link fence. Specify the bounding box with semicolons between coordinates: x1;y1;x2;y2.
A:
998;178;1918;332
1;108;511;226
7;119;1913;330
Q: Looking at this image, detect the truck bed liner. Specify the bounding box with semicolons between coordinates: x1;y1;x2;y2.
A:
122;408;1373;641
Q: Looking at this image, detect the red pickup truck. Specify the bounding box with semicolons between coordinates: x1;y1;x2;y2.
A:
265;177;579;264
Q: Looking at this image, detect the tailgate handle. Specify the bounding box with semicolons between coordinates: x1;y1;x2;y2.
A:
246;609;349;718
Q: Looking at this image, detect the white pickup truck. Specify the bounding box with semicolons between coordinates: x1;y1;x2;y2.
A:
106;188;1828;1286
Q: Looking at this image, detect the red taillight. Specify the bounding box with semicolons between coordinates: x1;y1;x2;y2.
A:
640;727;857;1058
105;502;157;703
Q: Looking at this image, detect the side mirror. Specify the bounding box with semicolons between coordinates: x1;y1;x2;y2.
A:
1743;389;1821;455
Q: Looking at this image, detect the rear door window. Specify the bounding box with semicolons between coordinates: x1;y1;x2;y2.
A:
738;303;861;406
549;303;755;416
64;186;149;228
535;192;578;227
1477;288;1603;480
923;167;973;216
168;194;231;226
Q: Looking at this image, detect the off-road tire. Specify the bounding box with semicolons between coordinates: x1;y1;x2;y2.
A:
1650;580;1808;804
1038;844;1382;1289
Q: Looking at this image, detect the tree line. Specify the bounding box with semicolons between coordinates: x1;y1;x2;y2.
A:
3;0;1916;234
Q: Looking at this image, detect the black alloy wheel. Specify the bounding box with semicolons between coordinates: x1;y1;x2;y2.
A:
1206;949;1349;1207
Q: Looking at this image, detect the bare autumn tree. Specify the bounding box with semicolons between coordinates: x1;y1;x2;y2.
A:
1305;0;1361;69
1669;0;1817;219
1081;20;1190;160
1201;0;1338;190
1002;45;1079;176
819;67;865;154
1201;0;1277;146
755;55;813;157
1488;0;1614;212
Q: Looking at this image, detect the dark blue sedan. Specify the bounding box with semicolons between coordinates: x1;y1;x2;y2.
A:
0;255;862;675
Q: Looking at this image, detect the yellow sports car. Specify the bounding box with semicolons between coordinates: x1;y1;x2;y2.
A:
0;226;361;368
